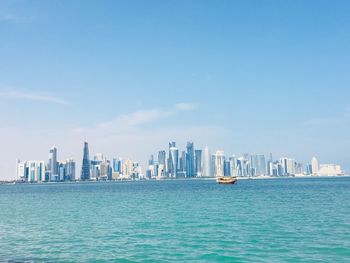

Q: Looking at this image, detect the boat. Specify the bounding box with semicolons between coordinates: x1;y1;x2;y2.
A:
216;176;238;184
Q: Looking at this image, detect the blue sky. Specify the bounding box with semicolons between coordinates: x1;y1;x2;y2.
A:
0;0;349;179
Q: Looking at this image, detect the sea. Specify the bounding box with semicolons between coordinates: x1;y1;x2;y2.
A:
1;177;350;262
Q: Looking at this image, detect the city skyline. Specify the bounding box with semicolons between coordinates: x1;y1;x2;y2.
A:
1;1;350;179
16;141;345;183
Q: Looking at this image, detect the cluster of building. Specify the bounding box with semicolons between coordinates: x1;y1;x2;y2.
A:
16;141;345;183
17;147;76;182
17;142;143;183
146;141;345;179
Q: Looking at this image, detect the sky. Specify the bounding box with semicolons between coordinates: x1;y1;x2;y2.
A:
0;0;349;179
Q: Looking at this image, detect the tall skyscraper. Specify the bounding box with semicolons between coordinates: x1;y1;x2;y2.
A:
158;150;166;167
229;156;237;177
80;142;91;180
27;160;45;182
280;157;288;175
311;157;319;176
215;150;225;177
169;146;179;178
48;147;58;181
202;146;211;177
224;160;231;176
186;142;195;177
195;149;202;177
65;159;75;181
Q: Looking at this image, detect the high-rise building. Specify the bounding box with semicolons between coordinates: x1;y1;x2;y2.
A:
311;157;319;176
257;154;267;175
80;142;91;180
186;142;195;177
286;158;296;175
195;149;202;177
306;164;312;175
27;160;45;182
158;151;166;166
122;159;133;179
229;156;237;177
250;154;266;176
48;147;58;181
280;157;288;175
16;160;27;180
66;159;76;181
202;146;211;177
318;164;343;176
169;147;179;178
224;160;231;176
215;150;225;177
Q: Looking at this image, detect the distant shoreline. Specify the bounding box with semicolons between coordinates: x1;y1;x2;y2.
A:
1;175;349;185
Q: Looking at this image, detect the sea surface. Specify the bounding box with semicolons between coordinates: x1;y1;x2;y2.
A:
1;178;350;262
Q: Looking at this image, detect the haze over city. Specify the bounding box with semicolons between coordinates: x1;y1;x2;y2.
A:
1;0;349;180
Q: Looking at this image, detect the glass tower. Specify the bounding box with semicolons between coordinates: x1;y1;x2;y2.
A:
80;142;90;180
186;142;195;177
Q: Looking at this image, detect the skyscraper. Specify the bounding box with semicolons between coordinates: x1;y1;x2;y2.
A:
48;147;58;181
158;150;166;167
215;150;225;178
186;142;195;177
66;159;76;181
202;146;211;177
311;157;319;176
169;146;179;178
80;142;90;180
195;149;202;177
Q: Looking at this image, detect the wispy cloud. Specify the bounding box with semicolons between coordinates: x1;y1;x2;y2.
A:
73;103;198;136
0;89;67;105
96;109;174;130
175;102;198;111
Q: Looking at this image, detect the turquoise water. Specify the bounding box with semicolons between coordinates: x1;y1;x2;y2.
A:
1;178;350;262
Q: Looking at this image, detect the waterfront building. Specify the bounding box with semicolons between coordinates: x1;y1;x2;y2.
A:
58;162;65;181
113;158;122;173
195;149;202;177
179;150;187;176
295;163;304;175
186;142;195;177
202;146;211;177
306;164;312;175
16;160;27;181
211;154;216;177
257;154;267;175
122;159;133;179
251;155;258;176
280;157;288;176
311;157;319;176
158;164;166;178
229;156;237;177
287;158;296;175
224;160;231;176
158;151;166;167
80;142;91;180
169;146;179;178
27;160;45;182
48;147;58;181
318;164;343;176
215;150;225;177
132;162;142;179
65;159;76;181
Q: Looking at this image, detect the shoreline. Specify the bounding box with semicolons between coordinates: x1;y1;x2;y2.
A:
1;175;349;185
